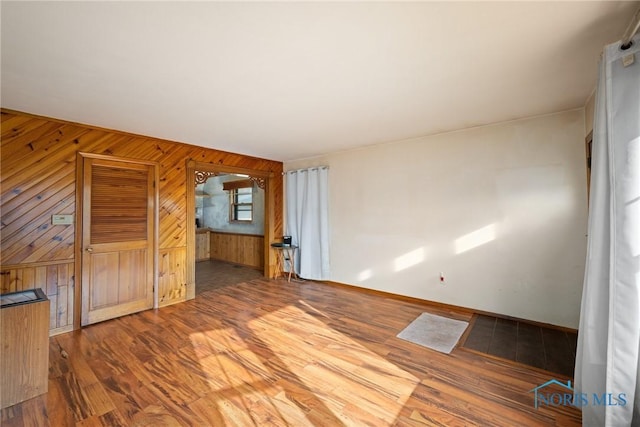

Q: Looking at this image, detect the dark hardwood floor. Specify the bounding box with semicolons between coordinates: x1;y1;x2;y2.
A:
1;278;581;426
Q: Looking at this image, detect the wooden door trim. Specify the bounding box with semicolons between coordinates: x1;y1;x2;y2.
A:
186;160;275;299
74;152;159;329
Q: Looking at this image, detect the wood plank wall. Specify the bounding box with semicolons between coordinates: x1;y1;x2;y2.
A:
209;231;264;269
0;109;283;333
0;261;74;335
195;231;210;261
158;247;187;305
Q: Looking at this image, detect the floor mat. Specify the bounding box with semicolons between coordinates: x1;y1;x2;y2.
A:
397;312;469;354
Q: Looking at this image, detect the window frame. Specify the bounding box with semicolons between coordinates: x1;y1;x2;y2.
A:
229;186;253;223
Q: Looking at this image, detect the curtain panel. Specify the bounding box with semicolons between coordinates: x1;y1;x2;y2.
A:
285;167;331;280
574;34;640;427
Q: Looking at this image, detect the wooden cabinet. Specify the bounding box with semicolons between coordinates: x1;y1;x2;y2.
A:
1;288;49;409
195;230;210;261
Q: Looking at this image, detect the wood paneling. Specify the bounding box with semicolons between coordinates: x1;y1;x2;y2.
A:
0;291;49;409
158;247;187;307
0;261;74;335
1;109;283;329
209;231;264;269
195;231;210;261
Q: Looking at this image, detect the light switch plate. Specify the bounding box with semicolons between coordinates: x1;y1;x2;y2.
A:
51;214;73;225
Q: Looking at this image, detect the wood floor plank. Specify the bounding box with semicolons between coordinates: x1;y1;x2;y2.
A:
100;371;162;425
188;394;228;427
1;275;581;426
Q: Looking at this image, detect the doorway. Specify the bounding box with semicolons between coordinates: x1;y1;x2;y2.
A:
195;172;265;294
185;160;275;299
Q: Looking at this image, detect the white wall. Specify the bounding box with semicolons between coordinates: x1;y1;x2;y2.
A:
285;109;588;328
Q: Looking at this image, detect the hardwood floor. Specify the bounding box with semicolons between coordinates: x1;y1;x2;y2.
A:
1;279;581;426
195;259;264;295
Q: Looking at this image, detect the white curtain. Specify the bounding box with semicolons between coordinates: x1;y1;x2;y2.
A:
574;34;640;427
285;167;331;280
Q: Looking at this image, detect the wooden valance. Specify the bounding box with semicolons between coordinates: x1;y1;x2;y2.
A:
195;171;265;189
223;179;254;191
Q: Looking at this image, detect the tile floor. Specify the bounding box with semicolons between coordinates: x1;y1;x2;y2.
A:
462;314;577;377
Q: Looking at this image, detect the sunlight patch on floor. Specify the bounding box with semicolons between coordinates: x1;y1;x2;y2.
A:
248;304;420;424
188;303;419;425
189;328;310;425
298;299;331;318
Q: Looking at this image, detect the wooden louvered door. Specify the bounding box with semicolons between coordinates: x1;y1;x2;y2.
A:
80;155;156;326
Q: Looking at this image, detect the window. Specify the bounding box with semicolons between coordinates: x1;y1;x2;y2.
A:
230;187;253;222
223;178;254;222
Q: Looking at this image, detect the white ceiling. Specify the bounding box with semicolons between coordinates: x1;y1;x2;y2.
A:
1;2;636;162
